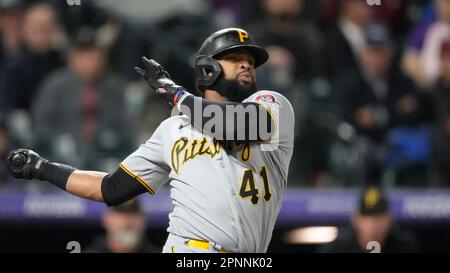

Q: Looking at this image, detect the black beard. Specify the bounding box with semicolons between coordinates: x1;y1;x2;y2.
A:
210;76;257;102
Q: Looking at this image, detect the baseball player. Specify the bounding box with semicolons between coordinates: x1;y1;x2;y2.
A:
7;28;294;253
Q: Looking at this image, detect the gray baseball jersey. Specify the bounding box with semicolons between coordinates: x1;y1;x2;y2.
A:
121;90;294;253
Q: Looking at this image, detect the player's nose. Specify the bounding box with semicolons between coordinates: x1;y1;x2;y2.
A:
239;61;252;71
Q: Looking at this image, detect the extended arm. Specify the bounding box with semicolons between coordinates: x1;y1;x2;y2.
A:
65;170;106;202
6;149;147;206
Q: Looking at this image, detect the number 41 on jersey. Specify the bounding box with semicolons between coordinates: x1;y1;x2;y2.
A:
239;166;272;205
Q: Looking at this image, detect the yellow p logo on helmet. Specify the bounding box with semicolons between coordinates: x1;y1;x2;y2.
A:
237;29;248;43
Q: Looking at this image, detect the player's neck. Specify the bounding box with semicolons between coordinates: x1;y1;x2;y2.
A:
204;89;228;102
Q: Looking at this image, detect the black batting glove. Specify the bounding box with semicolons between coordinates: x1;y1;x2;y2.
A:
6;149;48;180
135;57;190;109
135;57;174;90
7;149;76;190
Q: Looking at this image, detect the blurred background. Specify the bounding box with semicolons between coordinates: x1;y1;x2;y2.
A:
1;0;450;252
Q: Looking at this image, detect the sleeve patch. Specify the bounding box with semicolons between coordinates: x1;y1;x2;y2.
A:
255;94;276;103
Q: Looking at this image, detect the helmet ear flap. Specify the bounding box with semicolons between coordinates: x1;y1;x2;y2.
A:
195;56;222;94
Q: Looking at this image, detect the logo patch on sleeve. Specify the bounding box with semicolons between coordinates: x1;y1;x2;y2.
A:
255;94;275;103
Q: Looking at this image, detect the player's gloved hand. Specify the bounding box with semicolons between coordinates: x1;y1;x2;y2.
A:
6;149;48;180
135;57;189;109
135;57;174;90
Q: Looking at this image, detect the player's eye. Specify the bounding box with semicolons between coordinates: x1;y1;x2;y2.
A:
223;55;239;62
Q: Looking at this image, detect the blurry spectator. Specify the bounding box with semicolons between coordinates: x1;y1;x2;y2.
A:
341;24;424;143
331;24;427;186
242;0;328;186
321;0;413;38
319;187;419;253
431;39;450;185
0;2;64;113
102;20;152;82
402;0;450;88
240;0;322;30
152;13;215;92
283;79;336;186
338;24;394;143
325;0;374;81
45;1;153;83
31;27;133;170
371;0;414;41
47;0;108;36
0;0;22;67
248;0;324;87
85;199;159;253
384;106;431;186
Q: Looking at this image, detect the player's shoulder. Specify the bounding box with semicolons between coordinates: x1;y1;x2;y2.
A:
247;90;294;117
146;115;190;142
248;90;292;106
159;115;190;128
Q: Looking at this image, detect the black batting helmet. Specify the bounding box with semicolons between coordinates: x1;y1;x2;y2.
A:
194;28;269;94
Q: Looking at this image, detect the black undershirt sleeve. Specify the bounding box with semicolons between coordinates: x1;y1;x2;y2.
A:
179;95;273;141
101;167;148;206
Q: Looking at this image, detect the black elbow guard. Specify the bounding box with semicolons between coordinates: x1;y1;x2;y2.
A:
101;167;147;206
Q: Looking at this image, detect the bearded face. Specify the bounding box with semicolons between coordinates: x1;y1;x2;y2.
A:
211;49;258;102
210;76;257;102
